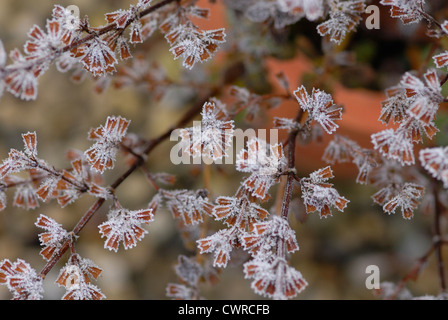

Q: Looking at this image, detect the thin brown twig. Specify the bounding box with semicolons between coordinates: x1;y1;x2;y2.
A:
389;243;436;300
280;109;304;220
389;184;447;299
419;10;443;31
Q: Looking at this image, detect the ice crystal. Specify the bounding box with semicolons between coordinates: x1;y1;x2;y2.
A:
323;135;361;164
380;0;426;24
173;255;203;287
293;85;343;134
137;0;153;10
4;49;40;101
379;87;412;125
300;166;349;218
243;257;307;300
413;293;448;300
236;138;286;200
420;147;448;188
52;176;83;208
75;38;118;77
57;254;102;286
273;117;301;131
369;160;427;219
371;128;415;166
56;253;104;300
433;22;448;68
323;135;377;184
2;5;83;101
62;281;105;300
105;9;134;29
129;21;144;44
98;204;154;252
278;0;325;21
0;259;44;300
169;28;226;70
85;115;130;173
179;100;234;162
213;195;269;232
433;51;448;69
160;4;226;69
0;132;43;180
166;283;196;300
197;229;237;268
371;70;441;167
148;172;176;186
105;0;153;44
376;182;425;219
35;214;69;261
13;183;40;210
24;20;65;60
317;0;366;44
241;216;299;259
0;137;109;209
375;281;413;300
0;170;42;211
164;189;213;226
0;190;6;212
241;0;304;29
400;69;443;125
52;5;82;41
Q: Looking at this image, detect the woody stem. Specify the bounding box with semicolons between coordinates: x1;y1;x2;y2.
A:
280;109;304;220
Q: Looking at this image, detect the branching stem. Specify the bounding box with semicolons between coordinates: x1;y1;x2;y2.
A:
39;61;245;279
280;109;304;220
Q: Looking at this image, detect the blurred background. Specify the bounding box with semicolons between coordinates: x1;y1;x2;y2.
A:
0;0;447;300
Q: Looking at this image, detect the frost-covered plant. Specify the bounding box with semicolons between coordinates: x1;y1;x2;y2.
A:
317;0;366;45
0;259;44;300
0;0;448;301
179;100;234;163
